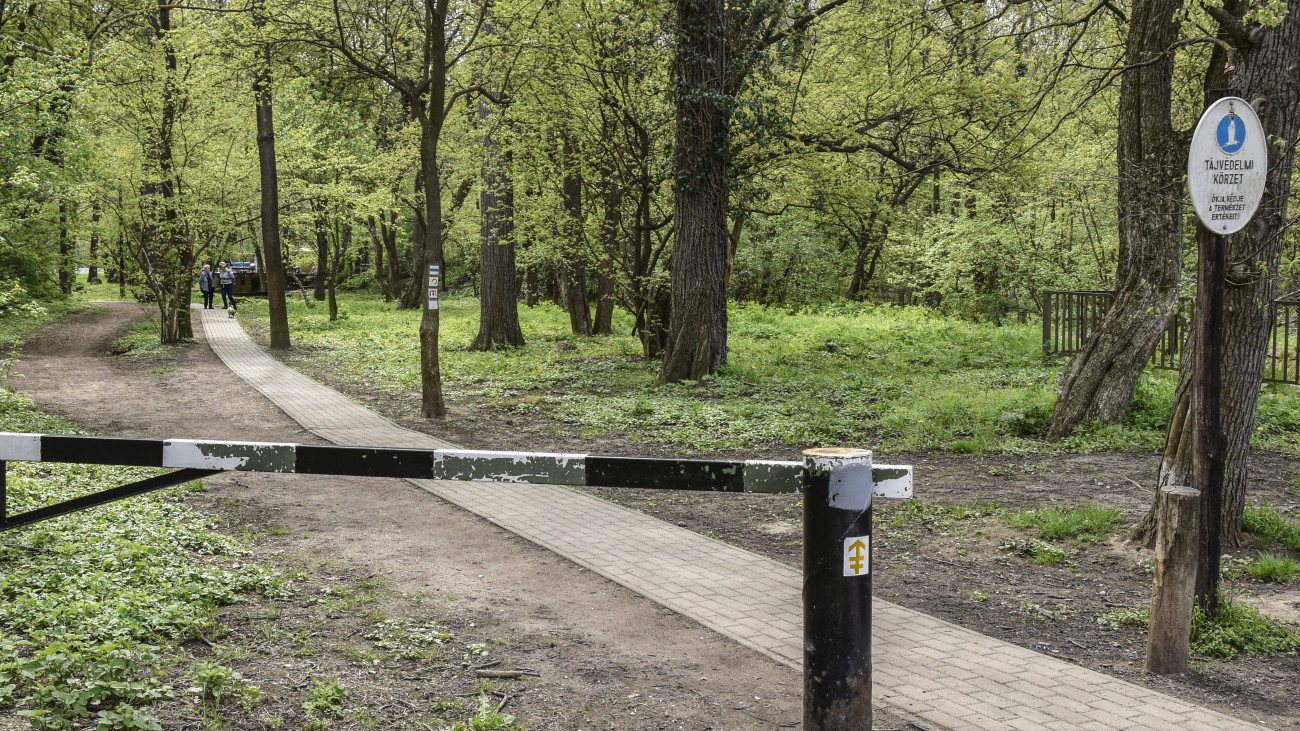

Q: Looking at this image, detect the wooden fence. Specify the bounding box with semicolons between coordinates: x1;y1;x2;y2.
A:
1041;290;1300;386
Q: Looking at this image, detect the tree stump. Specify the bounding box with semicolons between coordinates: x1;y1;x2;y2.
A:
1145;485;1200;674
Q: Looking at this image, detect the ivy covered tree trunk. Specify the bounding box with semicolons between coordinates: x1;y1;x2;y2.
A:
1045;0;1185;440
1132;0;1300;548
661;0;729;383
471;96;524;351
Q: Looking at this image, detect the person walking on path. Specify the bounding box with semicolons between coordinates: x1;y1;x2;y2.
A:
218;262;237;310
199;264;216;309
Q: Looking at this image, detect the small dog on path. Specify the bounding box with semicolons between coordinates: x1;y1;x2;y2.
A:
227;306;236;318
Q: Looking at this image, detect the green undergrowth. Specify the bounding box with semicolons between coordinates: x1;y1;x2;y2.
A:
880;500;1127;566
0;386;292;728
878;499;1002;529
1244;553;1300;583
109;320;191;357
1098;592;1300;659
0;293;85;350
1244;503;1300;551
239;292;1300;455
1005;505;1123;542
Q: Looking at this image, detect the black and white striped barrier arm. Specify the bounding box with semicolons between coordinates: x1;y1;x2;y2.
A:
0;433;912;531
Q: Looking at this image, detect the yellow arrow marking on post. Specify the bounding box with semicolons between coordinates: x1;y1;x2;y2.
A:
847;539;867;575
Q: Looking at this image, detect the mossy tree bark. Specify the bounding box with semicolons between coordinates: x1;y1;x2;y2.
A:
1045;0;1186;440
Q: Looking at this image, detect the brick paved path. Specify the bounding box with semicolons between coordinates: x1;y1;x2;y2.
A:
199;307;1260;730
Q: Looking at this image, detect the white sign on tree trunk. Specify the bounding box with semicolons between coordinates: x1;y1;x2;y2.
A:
1187;97;1268;235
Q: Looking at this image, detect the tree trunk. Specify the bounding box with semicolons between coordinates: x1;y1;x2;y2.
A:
384;211;401;300
401;167;428;309
416;2;448;419
117;221;126;299
559;135;592;336
254;31;290;349
366;214;389;299
88;204;100;283
594;268;615;335
1045;0;1186;440
525;266;538;307
661;0;729;382
313;200;329;301
471;96;524;351
1132;0;1300;548
58;199;73;295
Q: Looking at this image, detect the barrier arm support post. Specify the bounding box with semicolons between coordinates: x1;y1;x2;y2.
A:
803;447;874;730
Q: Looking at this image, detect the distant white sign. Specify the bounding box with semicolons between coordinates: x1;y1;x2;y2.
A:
1188;97;1267;235
428;265;440;311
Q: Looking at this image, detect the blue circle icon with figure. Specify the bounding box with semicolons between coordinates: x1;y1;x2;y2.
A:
1217;110;1245;154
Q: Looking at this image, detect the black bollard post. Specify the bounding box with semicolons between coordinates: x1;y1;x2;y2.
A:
1;460;6;528
803;447;873;730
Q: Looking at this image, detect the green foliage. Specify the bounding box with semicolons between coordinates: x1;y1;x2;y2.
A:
0;346;290;726
302;679;347;718
878;499;1001;530
110;320;190;357
1191;595;1300;659
1243;503;1300;551
1096;605;1149;630
1244;554;1300;583
365;619;450;660
1000;538;1070;565
439;694;523;731
1097;594;1300;659
12;643;170;730
1005;505;1124;542
189;661;260;711
0;291;83;349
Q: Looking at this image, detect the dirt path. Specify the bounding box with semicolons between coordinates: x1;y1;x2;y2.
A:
13;302;921;729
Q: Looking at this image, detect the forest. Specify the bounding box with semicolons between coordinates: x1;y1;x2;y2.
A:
6;1;1300;727
2;0;1299;444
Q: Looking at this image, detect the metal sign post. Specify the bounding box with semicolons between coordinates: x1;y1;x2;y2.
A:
1186;95;1266;612
803;448;874;730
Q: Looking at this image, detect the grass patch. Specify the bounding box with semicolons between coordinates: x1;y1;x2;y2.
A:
1098;593;1300;659
878;499;1001;530
1192;594;1300;659
110;320;190;356
1005;505;1124;542
1244;503;1300;551
1245;553;1300;583
236;291;1300;455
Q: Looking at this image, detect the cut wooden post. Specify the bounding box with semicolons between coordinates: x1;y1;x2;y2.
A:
1145;485;1201;674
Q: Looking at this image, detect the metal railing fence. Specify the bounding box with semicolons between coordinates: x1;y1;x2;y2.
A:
1042;290;1299;386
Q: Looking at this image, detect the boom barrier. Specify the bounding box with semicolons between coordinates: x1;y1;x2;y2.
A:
0;433;912;730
